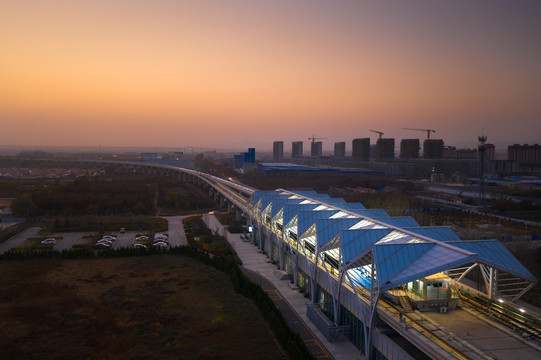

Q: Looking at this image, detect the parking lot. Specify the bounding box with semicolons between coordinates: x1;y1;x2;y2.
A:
0;217;187;253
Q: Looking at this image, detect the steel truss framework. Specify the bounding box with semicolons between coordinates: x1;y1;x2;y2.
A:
250;189;537;358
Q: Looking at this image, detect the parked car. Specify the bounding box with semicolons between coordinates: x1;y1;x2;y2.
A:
102;236;116;241
133;243;147;249
154;233;168;241
95;242;111;249
41;238;56;245
153;241;169;249
119;228;126;233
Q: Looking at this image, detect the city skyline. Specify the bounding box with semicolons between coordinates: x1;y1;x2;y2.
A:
1;1;540;149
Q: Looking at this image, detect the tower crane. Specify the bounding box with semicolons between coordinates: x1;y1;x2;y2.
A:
308;134;327;144
403;128;436;140
369;130;384;140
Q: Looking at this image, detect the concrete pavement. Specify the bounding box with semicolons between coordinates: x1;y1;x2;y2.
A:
0;227;41;254
204;214;364;360
162;216;188;247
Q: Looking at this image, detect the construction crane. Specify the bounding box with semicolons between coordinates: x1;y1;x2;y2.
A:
308;134;327;144
403;128;436;140
369;129;384;140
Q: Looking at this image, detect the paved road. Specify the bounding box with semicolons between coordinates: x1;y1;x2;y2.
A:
0;227;41;254
161;216;188;247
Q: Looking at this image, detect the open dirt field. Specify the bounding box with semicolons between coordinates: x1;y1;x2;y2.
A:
0;255;286;360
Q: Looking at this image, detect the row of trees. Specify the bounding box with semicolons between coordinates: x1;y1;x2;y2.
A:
10;177;155;217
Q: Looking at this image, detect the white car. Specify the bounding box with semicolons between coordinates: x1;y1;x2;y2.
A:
102;236;116;241
153;241;169;249
41;238;56;245
154;233;168;241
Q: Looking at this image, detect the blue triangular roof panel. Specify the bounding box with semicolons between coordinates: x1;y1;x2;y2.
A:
351;209;389;218
403;227;461;242
315;218;359;247
297;210;338;237
260;193;290;214
374;243;435;287
341;229;393;265
447;241;536;282
282;204;319;227
373;217;419;228
383;245;475;290
338;203;366;211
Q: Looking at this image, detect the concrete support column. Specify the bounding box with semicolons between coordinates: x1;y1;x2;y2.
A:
310;266;317;304
228;202;233;212
266;229;272;258
220;196;225;207
276;234;284;270
293;254;298;286
258;226;264;250
236;209;241;221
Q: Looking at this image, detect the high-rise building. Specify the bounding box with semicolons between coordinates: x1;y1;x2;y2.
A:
292;141;303;158
311;141;323;157
508;144;541;163
273;141;284;161
400;139;420;159
483;144;495;161
334;142;346;157
352;138;370;161
423;139;444;159
376;138;395;161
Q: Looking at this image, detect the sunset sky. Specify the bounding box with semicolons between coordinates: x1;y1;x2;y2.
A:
1;0;540;151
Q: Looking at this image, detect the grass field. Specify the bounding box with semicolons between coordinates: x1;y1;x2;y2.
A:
0;255;286;360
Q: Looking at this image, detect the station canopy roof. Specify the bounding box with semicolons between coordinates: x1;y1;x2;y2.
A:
252;190;537;292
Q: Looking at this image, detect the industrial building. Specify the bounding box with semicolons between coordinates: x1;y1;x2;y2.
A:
423;139;444;159
399;139;420;159
311;141;323;157
352;138;370;162
273;141;284;162
292;141;304;158
233;148;255;169
334;142;346;157
376;138;395;160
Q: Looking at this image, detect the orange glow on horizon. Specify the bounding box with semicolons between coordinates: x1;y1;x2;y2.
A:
1;1;540;148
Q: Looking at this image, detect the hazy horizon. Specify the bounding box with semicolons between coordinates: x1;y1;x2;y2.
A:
1;1;540;150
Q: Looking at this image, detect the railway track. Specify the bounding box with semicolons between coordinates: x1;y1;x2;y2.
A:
458;289;541;342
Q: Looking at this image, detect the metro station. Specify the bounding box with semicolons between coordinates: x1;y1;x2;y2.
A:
250;189;539;359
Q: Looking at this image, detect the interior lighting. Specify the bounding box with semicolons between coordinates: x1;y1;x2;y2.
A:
519;308;525;313
498;299;504;303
